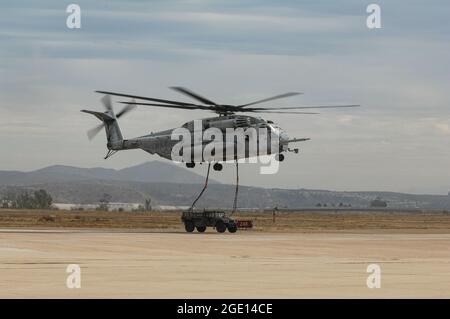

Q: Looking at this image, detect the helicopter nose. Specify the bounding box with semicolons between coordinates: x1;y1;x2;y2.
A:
279;130;289;143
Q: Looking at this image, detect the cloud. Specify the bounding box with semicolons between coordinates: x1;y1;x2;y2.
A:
337;115;356;125
153;11;359;32
433;122;450;135
1;0;450;194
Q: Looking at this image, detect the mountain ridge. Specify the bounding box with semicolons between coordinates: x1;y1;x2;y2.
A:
1;162;449;209
0;161;219;186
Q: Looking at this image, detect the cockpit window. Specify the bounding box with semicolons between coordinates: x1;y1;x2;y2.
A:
267;120;273;124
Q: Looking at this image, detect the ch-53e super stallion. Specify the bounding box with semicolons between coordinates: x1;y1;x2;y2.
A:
82;87;358;223
82;86;358;170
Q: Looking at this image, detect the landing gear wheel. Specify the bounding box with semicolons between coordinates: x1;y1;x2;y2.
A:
213;163;223;171
275;153;285;162
215;221;226;233
227;224;237;233
196;226;206;233
185;221;195;232
186;162;195;168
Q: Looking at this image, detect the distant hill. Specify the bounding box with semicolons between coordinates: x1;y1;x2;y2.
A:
1;162;450;210
0;161;217;186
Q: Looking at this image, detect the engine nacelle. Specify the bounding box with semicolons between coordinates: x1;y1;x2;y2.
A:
207;116;250;130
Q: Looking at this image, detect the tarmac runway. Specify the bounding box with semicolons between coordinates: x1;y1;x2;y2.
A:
1;229;449;298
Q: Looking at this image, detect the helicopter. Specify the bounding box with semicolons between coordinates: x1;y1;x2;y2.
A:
81;87;359;171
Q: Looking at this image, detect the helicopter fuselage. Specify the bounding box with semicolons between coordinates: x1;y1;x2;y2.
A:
119;115;296;163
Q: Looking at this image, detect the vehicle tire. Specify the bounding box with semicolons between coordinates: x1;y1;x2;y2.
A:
185;221;195;232
216;221;226;233
196;226;206;233
186;162;195;168
213;163;223;171
275;153;285;162
227;224;237;233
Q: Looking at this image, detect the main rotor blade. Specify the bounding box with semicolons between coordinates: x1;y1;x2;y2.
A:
101;94;113;112
87;123;105;140
250;104;360;110
238;92;302;108
119;101;211;111
170;87;217;105
247;110;319;115
96;90;201;107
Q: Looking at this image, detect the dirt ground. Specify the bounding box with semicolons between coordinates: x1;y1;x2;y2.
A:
1;209;450;233
0;209;450;298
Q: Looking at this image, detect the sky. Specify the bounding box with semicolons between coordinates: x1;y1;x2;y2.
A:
0;0;449;194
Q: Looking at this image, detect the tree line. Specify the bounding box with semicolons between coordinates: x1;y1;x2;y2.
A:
1;188;53;209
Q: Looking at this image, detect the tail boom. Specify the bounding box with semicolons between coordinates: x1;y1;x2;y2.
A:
81;109;124;150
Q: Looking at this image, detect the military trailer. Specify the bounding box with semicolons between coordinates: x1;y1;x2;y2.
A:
181;210;237;233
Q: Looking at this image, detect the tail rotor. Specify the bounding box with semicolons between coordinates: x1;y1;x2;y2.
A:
87;122;105;141
84;95;136;141
101;94;113;112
